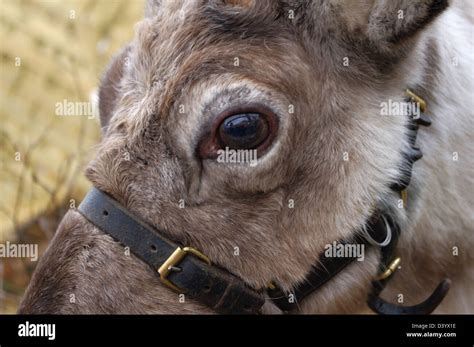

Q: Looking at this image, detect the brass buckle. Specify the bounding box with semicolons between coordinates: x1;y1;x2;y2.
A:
376;257;401;281
406;89;427;113
158;247;211;292
400;189;408;208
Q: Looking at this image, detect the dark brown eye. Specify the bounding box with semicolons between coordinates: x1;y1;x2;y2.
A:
218;113;268;150
198;104;278;159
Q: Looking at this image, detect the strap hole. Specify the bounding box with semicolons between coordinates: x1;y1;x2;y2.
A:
150;244;157;252
103;210;109;216
203;284;211;293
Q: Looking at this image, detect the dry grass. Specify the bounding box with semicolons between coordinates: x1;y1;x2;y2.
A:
0;0;144;313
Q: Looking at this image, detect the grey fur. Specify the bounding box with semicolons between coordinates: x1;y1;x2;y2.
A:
20;0;473;314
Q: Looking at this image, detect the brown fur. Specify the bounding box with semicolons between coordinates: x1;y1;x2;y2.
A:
20;0;473;314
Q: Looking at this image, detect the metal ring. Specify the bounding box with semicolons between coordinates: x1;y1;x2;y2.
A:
362;215;392;247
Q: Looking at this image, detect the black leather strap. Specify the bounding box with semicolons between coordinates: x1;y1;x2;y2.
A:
367;94;451;314
267;243;364;311
74;89;448;315
368;279;451;314
268;212;395;312
78;188;265;314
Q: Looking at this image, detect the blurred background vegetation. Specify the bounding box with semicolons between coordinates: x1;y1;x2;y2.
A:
0;0;144;313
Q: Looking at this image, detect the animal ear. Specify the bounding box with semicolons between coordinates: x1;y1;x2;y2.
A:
333;0;449;45
98;46;130;134
366;0;449;44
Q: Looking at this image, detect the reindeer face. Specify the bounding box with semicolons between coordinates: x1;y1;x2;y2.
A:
20;0;449;313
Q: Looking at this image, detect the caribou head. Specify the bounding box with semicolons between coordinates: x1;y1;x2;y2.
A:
20;0;474;314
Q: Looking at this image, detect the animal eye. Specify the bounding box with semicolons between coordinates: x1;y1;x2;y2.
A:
218;113;268;150
198;105;278;159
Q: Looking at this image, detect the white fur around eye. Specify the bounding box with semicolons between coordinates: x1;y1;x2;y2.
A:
171;74;290;165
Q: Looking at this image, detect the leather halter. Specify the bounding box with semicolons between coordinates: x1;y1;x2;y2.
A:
78;89;450;314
